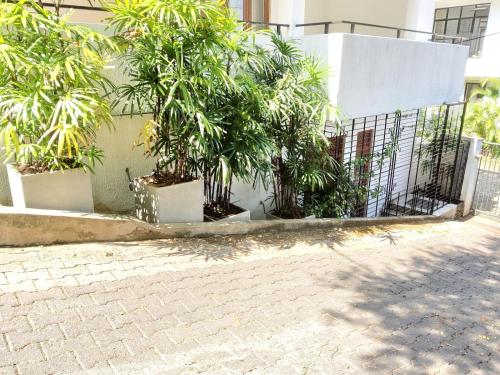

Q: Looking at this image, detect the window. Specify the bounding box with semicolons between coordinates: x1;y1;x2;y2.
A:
433;3;490;57
227;0;269;24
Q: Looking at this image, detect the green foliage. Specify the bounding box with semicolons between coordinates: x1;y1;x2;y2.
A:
107;0;272;212
252;36;335;218
0;0;115;172
465;78;500;144
307;159;371;218
108;0;237;182
202;69;273;211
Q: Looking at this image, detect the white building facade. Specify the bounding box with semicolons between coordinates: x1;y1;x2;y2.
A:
258;0;499;98
0;1;479;219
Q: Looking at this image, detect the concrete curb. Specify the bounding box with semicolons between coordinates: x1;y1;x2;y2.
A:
0;206;444;247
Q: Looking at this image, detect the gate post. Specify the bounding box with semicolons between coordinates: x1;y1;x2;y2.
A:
460;135;484;216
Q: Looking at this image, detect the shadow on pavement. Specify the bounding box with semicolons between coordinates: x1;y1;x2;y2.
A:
319;230;500;374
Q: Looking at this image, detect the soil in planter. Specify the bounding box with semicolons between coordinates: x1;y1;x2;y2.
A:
271;208;309;219
16;159;81;175
139;171;196;188
204;203;245;221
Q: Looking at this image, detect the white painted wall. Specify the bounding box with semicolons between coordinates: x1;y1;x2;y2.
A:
301;0;427;37
277;0;500;82
405;0;436;41
0;116;155;214
295;33;469;118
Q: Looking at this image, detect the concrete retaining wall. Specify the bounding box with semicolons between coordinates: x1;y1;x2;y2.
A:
0;206;443;247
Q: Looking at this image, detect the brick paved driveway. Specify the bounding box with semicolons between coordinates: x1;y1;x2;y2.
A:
1;216;499;375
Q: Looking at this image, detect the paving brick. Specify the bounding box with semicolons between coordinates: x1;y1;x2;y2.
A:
28;308;80;330
74;340;130;368
60;316;113;338
0;366;17;375
91;288;135;306
5;270;51;285
0;343;45;367
49;265;89;279
75;271;116;285
16;288;65;305
0;218;497;374
7;324;64;351
80;300;126;321
0;294;19;308
16;352;82;374
0;316;32;335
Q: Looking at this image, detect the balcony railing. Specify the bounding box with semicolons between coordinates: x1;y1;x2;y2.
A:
18;1;486;50
295;20;467;44
245;21;290;36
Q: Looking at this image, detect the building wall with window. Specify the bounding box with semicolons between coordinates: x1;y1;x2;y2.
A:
0;0;473;217
434;0;500;80
436;0;500;81
274;0;436;39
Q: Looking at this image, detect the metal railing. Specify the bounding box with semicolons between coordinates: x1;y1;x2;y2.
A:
296;20;467;44
245;21;290;36
12;1;291;37
473;142;500;218
8;1;107;11
11;1;489;45
323;102;468;218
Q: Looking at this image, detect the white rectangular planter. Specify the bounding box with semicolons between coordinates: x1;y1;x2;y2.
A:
134;178;204;223
220;207;251;222
7;164;94;213
266;212;316;220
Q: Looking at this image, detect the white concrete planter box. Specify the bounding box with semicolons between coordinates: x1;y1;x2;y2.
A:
6;164;94;213
266;212;316;220
203;204;251;222
220;207;251;222
134;178;204;223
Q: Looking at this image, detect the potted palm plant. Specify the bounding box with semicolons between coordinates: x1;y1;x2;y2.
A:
108;0;261;223
0;0;115;213
253;36;334;219
202;66;272;222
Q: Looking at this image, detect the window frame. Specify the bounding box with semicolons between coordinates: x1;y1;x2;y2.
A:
226;0;270;24
432;3;490;56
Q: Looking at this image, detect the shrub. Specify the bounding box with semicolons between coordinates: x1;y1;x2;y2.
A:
465;78;500;145
108;0;272;217
252;36;334;218
108;0;240;185
0;0;115;173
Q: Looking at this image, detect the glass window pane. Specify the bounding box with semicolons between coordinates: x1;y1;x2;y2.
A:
446;20;459;34
435;8;448;19
459;18;473;35
434;21;446;34
448;7;461;19
476;8;490;17
461;6;475;18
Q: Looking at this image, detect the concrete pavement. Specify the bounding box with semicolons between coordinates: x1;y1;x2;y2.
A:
0;216;499;374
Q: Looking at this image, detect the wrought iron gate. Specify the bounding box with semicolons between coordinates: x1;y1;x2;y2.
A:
324;102;468;218
474;142;500;218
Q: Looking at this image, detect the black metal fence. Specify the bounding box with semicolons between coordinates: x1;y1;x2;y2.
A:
324;102;468;218
474;142;500;218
